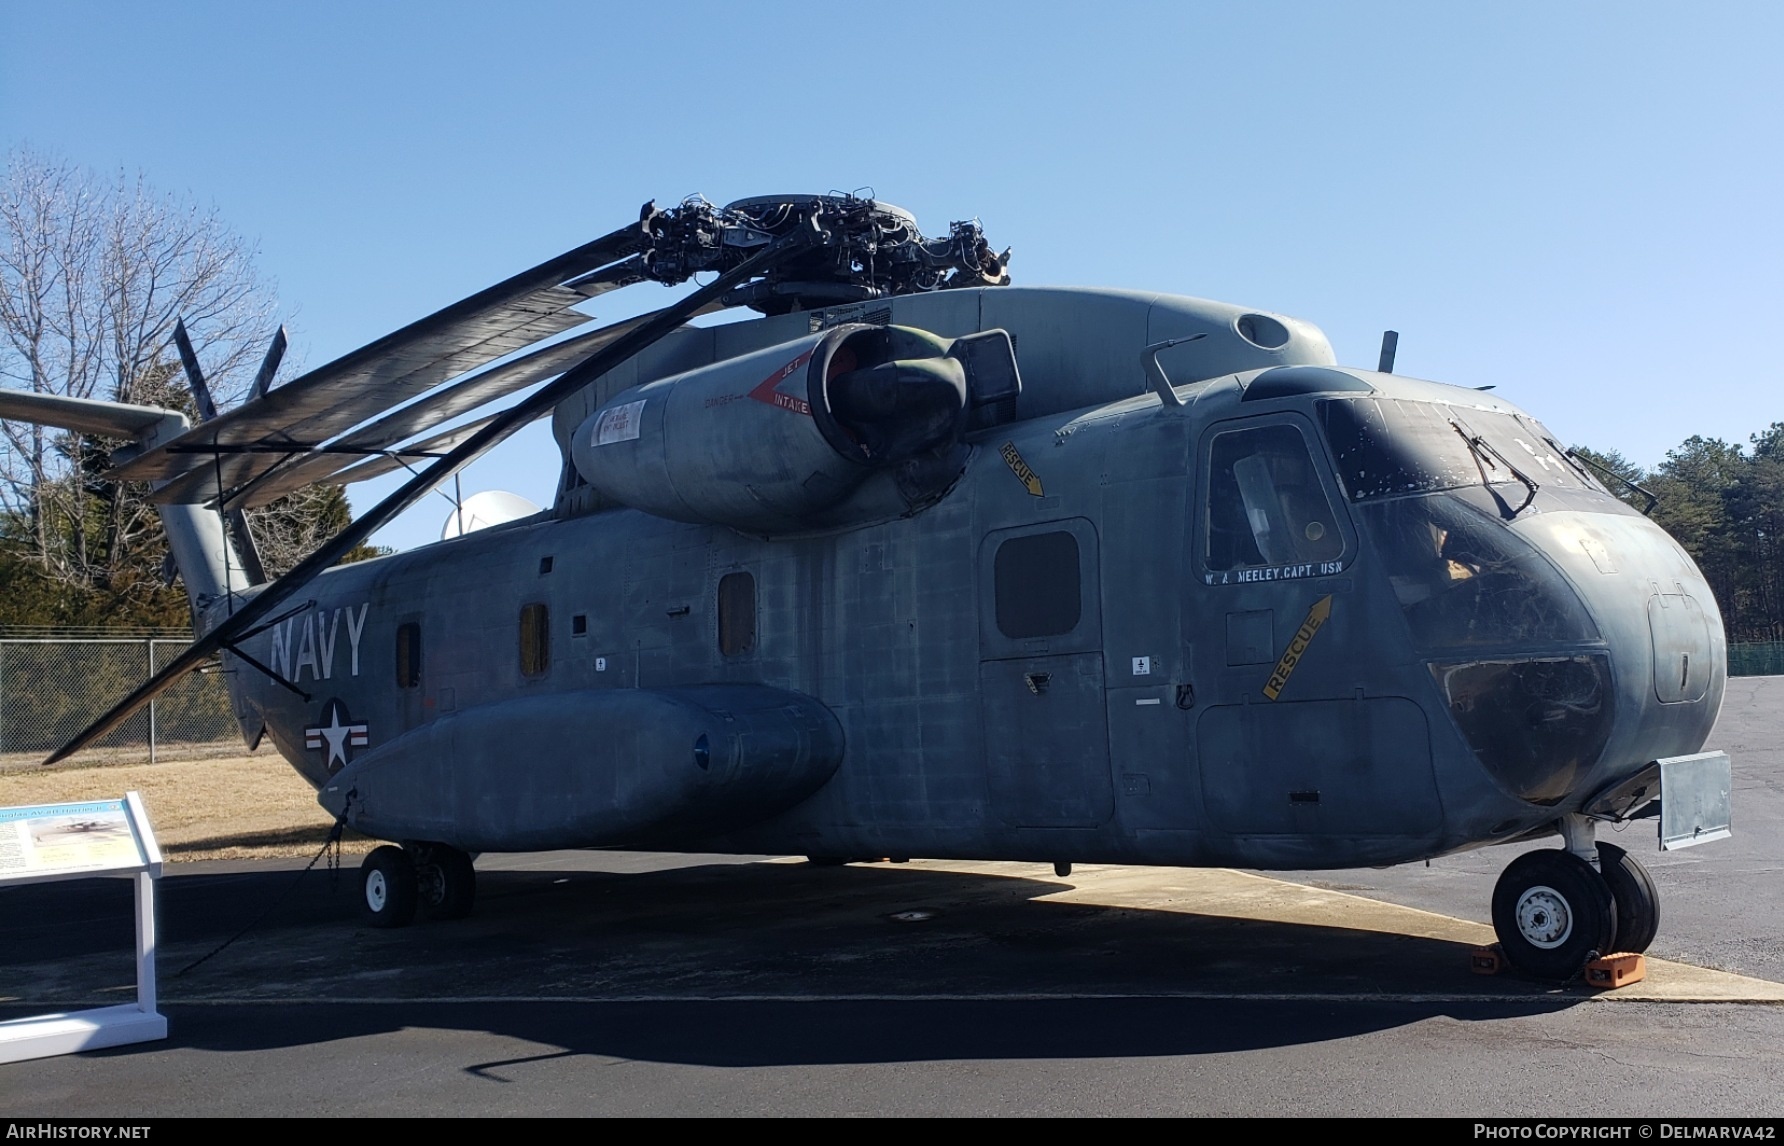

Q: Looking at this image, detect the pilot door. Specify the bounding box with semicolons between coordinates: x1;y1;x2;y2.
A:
977;518;1113;828
1188;413;1442;839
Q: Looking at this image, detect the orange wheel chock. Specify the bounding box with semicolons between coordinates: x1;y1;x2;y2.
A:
1470;944;1506;975
1585;952;1646;989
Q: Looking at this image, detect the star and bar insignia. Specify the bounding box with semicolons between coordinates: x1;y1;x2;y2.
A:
304;698;369;771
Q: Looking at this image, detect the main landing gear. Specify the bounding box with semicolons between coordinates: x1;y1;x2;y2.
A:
1489;817;1660;979
359;842;478;928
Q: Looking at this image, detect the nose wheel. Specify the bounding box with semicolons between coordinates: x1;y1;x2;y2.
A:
1596;841;1660;955
1490;848;1617;979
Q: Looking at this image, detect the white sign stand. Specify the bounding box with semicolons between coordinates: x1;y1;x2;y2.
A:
0;790;167;1063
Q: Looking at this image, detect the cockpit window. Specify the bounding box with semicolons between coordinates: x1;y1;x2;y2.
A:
1204;423;1346;578
1320;398;1593;503
1360;492;1599;650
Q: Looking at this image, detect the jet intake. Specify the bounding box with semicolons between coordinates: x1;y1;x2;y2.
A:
571;323;1017;533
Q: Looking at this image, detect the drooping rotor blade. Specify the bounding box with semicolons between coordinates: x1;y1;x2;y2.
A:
111;219;660;492
251;326;288;400
164;305;694;510
323;412;508;487
170;318;267;583
43;225;817;766
563;256;652;297
224;301;724;510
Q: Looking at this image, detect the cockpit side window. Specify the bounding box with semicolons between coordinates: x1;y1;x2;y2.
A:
1204;423;1346;575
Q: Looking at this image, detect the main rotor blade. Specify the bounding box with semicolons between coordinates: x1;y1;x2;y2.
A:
215;303;720;511
322;412;508;486
113;220;658;487
42;227;816;766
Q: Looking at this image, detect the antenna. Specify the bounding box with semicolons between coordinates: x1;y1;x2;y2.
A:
1141;334;1206;408
1377;330;1399;374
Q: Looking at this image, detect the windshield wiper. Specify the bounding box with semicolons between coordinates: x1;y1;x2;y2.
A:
1451;421;1537;516
1563;446;1660;515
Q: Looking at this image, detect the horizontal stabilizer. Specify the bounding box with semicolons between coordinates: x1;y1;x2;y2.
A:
0;390;183;443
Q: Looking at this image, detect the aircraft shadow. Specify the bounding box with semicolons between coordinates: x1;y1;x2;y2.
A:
162;825;378;857
0;859;1584;1067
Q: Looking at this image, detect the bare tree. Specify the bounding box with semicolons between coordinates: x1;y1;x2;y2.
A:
0;147;282;602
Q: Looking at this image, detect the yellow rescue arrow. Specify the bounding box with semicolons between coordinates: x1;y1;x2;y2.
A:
999;441;1044;497
1263;594;1334;701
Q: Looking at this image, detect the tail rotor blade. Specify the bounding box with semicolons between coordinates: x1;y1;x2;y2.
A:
251;326;288;400
171;319;220;422
170;318;267;584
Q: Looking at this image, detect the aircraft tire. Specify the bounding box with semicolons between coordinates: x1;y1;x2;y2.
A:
1490;848;1616;980
414;844;477;921
360;845;419;928
1597;841;1660;954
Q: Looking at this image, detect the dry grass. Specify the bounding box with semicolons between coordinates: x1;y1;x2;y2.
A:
0;750;376;863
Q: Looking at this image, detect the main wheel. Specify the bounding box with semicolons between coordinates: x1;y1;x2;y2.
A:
1490;848;1616;979
413;844;477;921
1597;841;1660;954
360;845;419;928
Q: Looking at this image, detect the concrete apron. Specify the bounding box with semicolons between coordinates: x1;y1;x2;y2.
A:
8;856;1782;1009
981;862;1784;1004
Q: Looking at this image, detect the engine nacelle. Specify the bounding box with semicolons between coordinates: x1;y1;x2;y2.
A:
571;323;1017;533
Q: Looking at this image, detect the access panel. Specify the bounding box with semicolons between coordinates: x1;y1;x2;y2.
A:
1197;696;1439;836
980;654;1113;828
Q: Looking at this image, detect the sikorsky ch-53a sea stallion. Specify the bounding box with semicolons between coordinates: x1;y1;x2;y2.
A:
0;194;1732;980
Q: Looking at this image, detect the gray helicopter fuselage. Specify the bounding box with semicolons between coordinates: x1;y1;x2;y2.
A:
227;286;1725;870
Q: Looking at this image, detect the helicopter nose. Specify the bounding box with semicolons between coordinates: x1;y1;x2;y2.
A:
1506;509;1725;790
1363;491;1724;809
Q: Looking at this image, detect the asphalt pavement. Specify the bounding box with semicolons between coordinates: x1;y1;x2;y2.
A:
2;677;1780;1117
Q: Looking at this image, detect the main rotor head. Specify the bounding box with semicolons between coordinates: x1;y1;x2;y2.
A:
571;193;1011;315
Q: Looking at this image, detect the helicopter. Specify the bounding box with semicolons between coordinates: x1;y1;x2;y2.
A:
0;193;1732;980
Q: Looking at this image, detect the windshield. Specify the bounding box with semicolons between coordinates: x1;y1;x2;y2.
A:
1319;397;1599;503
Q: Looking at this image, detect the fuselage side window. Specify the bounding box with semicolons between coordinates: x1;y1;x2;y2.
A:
994;530;1081;639
519;603;550;677
395;622;421;689
1205;423;1345;573
718;571;757;657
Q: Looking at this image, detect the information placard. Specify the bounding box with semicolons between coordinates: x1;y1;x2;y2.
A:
0;792;166;1062
0;799;149;881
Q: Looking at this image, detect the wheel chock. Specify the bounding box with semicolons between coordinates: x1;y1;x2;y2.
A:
1470;944;1506;975
1585;952;1646;989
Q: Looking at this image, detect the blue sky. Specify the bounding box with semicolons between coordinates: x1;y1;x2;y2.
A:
4;2;1779;551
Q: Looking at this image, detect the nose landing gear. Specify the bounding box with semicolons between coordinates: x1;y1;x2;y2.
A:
1489;834;1661;979
1596;841;1660;955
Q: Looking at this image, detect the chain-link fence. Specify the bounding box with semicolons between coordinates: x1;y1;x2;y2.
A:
0;635;240;767
1729;642;1784;678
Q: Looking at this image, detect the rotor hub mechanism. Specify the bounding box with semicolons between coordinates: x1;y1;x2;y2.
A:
568;194;1012;315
